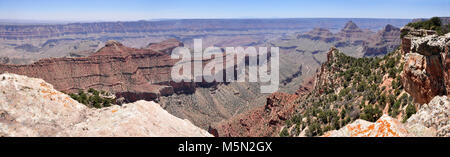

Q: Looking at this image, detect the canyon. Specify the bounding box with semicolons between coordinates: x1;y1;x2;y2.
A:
213;19;450;137
3;18;449;137
0;19;412;131
0;18;409;65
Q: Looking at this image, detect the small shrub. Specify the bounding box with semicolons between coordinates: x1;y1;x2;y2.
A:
280;127;290;137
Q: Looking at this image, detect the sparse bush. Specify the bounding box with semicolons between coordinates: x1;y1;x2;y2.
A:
279;127;290;137
407;17;449;35
404;104;417;122
360;105;382;122
306;121;322;137
69;88;115;108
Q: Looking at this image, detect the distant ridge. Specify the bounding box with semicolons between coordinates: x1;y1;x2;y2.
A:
0;18;410;40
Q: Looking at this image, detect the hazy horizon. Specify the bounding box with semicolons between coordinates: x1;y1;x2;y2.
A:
0;17;415;24
0;0;448;22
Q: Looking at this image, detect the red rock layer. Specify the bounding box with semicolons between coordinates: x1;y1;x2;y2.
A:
0;39;193;101
400;27;450;104
213;77;314;137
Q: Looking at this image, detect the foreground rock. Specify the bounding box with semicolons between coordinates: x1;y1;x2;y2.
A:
324;96;449;137
323;115;411;137
406;96;449;137
0;73;212;137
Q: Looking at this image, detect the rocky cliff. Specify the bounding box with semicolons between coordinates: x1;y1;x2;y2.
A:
215;21;449;137
322;25;450;137
304;26;449;137
0;39;195;103
0;73;212;137
364;24;402;56
401;26;450;104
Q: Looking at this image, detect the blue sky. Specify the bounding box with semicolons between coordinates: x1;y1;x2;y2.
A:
0;0;449;21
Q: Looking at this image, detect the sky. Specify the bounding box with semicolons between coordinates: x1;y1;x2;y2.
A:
0;0;449;21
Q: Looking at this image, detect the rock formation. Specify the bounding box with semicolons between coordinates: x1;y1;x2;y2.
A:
218;24;450;137
364;24;402;56
146;39;184;54
0;39;193;103
0;73;212;137
324;96;449;137
323;115;412;137
213;77;315;137
406;96;449;137
336;21;371;42
401;26;450;104
0;19;409;40
297;28;338;42
297;21;402;57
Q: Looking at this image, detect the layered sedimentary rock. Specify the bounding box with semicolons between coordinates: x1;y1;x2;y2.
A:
297;28;338;42
0;19;409;40
146;39;184;54
364;24;402;56
0;39;193;102
0;73;212;137
298;21;402;57
401;27;450;104
336;21;372;42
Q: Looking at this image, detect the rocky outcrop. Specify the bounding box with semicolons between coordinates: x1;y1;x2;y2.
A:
401;27;450;104
324;96;449;137
0;39;196;102
0;73;212;137
406;96;449;137
323;115;412;137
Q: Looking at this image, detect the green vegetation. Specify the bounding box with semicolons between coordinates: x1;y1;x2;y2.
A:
69;88;115;108
360;105;382;122
279;127;290;137
288;49;415;136
406;17;450;36
403;104;417;123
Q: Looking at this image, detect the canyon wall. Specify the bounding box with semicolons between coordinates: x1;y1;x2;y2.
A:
298;21;402;57
0;39;198;102
401;27;450;104
0;19;410;40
